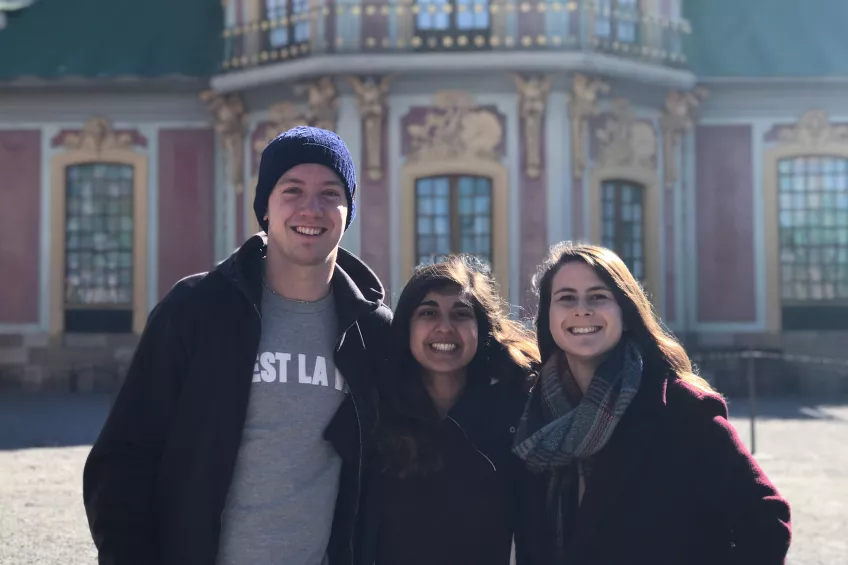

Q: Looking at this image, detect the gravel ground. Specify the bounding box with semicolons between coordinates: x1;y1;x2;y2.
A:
1;393;846;565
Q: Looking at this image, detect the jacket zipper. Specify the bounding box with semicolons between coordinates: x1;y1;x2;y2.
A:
447;416;497;473
348;382;363;563
335;323;365;565
219;279;262;547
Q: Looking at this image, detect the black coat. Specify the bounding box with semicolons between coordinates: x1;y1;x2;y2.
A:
82;235;392;565
356;374;531;565
514;366;792;565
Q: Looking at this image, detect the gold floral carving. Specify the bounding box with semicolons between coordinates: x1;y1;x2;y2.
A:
775;109;848;147
406;91;503;163
569;74;610;178
595;99;657;172
254;102;309;158
200;90;247;194
660;87;708;187
512;74;553;179
60;117;135;154
294;76;339;132
347;75;392;181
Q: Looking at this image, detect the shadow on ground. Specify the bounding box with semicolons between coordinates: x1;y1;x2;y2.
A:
1;392;845;451
725;394;848;421
0;393;112;450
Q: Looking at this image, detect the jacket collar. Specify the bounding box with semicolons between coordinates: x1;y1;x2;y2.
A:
447;373;529;463
215;233;387;331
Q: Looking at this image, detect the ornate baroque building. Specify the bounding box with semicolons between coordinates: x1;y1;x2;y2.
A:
1;0;848;392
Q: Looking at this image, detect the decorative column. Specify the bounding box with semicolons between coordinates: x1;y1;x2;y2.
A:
660;87;708;324
347;75;392;295
200;91;247;250
513;74;552;310
567;73;609;240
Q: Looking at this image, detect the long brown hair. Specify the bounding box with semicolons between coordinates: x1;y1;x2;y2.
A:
379;254;540;476
533;242;714;394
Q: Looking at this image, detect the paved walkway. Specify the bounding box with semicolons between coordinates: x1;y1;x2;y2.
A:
1;393;846;564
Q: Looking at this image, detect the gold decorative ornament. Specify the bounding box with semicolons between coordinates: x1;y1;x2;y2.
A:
200;91;247;194
513;74;553;179
660;87;709;187
774;109;848;147
595;99;657;172
346;75;393;181
294;76;339;131
568;73;610;179
60;117;135;154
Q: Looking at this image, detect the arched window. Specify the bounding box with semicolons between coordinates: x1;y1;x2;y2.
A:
414;0;491;50
601;179;645;280
415;175;492;266
777;156;848;329
64;164;135;333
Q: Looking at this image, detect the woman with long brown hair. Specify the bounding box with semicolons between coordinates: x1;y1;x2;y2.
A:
513;242;791;564
357;254;539;565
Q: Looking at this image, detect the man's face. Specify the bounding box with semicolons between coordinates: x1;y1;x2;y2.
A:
264;163;348;267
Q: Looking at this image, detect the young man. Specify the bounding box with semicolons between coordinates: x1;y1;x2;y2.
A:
83;126;392;565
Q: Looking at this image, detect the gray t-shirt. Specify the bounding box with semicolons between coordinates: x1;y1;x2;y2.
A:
217;286;345;565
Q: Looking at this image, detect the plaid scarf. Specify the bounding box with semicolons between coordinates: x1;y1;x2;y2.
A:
512;338;643;557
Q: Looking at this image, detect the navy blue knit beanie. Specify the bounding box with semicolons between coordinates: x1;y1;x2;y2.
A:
253;125;357;232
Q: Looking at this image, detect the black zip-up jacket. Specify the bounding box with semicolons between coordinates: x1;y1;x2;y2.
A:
355;373;531;565
82;234;392;565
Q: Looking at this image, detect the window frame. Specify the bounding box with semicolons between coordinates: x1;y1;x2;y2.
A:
593;0;640;45
776;154;848;330
63;163;136;333
413;0;492;51
413;174;494;267
50;140;149;336
263;0;311;53
600;178;646;281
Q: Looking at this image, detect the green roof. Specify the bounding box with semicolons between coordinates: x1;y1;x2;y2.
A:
0;0;222;80
685;0;848;78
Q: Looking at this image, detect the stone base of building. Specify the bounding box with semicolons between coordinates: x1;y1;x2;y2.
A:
683;331;848;398
0;333;138;393
2;330;848;397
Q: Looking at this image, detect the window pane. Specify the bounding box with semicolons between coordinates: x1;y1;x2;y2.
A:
416;0;490;33
292;0;310;43
594;0;612;37
416;0;451;31
65;164;134;307
416;175;493;267
601;180;645;281
778;156;848;303
266;0;289;47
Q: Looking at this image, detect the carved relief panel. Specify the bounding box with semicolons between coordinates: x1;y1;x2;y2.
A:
401;91;506;163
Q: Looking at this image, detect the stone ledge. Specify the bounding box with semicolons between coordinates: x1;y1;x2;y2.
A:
0;334;24;347
0;346;28;365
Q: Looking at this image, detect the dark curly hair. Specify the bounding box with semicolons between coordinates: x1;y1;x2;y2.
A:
378;254;539;477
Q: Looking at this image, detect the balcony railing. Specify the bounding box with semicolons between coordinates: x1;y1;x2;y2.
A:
221;0;690;72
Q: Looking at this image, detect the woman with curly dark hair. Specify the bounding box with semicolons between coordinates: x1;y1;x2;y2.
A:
513;242;791;565
356;254;539;565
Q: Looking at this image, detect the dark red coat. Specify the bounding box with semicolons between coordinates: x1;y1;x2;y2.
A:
514;367;792;565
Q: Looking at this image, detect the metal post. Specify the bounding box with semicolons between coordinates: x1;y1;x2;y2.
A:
746;354;757;455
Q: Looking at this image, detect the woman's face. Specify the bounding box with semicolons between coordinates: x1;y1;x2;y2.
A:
409;286;479;379
548;261;623;365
